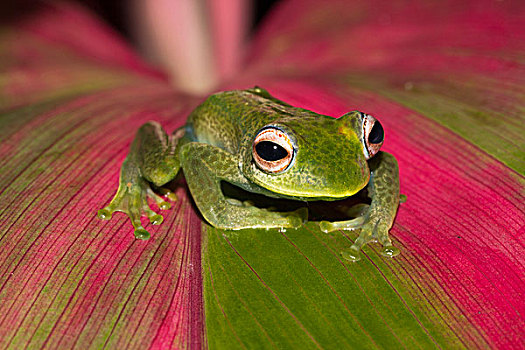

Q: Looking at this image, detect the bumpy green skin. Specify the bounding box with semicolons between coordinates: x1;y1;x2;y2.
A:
98;87;401;261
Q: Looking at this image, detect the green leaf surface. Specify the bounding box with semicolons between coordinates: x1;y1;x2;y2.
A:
204;224;477;349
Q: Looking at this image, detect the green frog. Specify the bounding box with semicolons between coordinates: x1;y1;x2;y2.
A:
98;87;402;261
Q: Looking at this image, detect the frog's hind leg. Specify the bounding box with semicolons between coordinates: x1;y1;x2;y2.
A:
98;122;182;239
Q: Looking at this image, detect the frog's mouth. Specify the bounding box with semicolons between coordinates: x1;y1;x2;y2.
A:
220;181;370;222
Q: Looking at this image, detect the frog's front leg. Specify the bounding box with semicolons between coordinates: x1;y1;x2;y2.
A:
346;152;400;261
180;142;307;229
321;152;401;261
98;122;181;239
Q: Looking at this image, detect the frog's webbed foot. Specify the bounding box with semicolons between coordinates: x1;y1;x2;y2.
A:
215;198;307;229
98;160;174;239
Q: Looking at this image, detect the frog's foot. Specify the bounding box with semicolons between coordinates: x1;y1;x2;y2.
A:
242;202;307;227
210;201;307;230
257;206;306;229
257;204;307;229
97;179;172;239
341;217;399;262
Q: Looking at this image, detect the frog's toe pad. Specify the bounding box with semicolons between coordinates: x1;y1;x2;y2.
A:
341;246;362;262
149;187;175;209
149;214;164;225
319;216;365;233
97;208;113;220
134;228;151;240
159;201;171;210
381;245;400;258
164;190;178;202
319;221;333;233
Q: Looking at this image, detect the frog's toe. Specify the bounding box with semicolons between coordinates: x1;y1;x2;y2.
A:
373;223;399;258
319;216;365;233
134;228;151;240
339;221;374;261
127;207;148;234
148;188;172;210
226;198;243;206
159;188;178;202
149;213;164;225
381;245;400;258
341;246;362;262
97;208;113;220
319;221;333;233
97;200;124;220
144;207;164;225
159;201;171;210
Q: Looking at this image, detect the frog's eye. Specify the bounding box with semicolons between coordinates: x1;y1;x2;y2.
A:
252;127;295;173
362;113;384;159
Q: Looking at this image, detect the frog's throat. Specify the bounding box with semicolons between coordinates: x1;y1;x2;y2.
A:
241;160;370;201
252;180;367;201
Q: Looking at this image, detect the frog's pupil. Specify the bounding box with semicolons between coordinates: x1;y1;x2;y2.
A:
255;141;288;161
368;121;384;144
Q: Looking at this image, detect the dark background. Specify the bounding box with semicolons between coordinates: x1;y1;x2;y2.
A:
0;0;280;37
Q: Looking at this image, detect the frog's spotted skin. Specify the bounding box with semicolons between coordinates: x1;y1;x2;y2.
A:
98;87;402;261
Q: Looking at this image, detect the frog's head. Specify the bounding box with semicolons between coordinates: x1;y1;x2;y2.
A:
241;110;385;200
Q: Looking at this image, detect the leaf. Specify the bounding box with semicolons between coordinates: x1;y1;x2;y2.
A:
1;1;524;349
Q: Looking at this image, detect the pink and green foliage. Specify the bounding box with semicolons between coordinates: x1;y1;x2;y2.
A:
0;0;524;349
